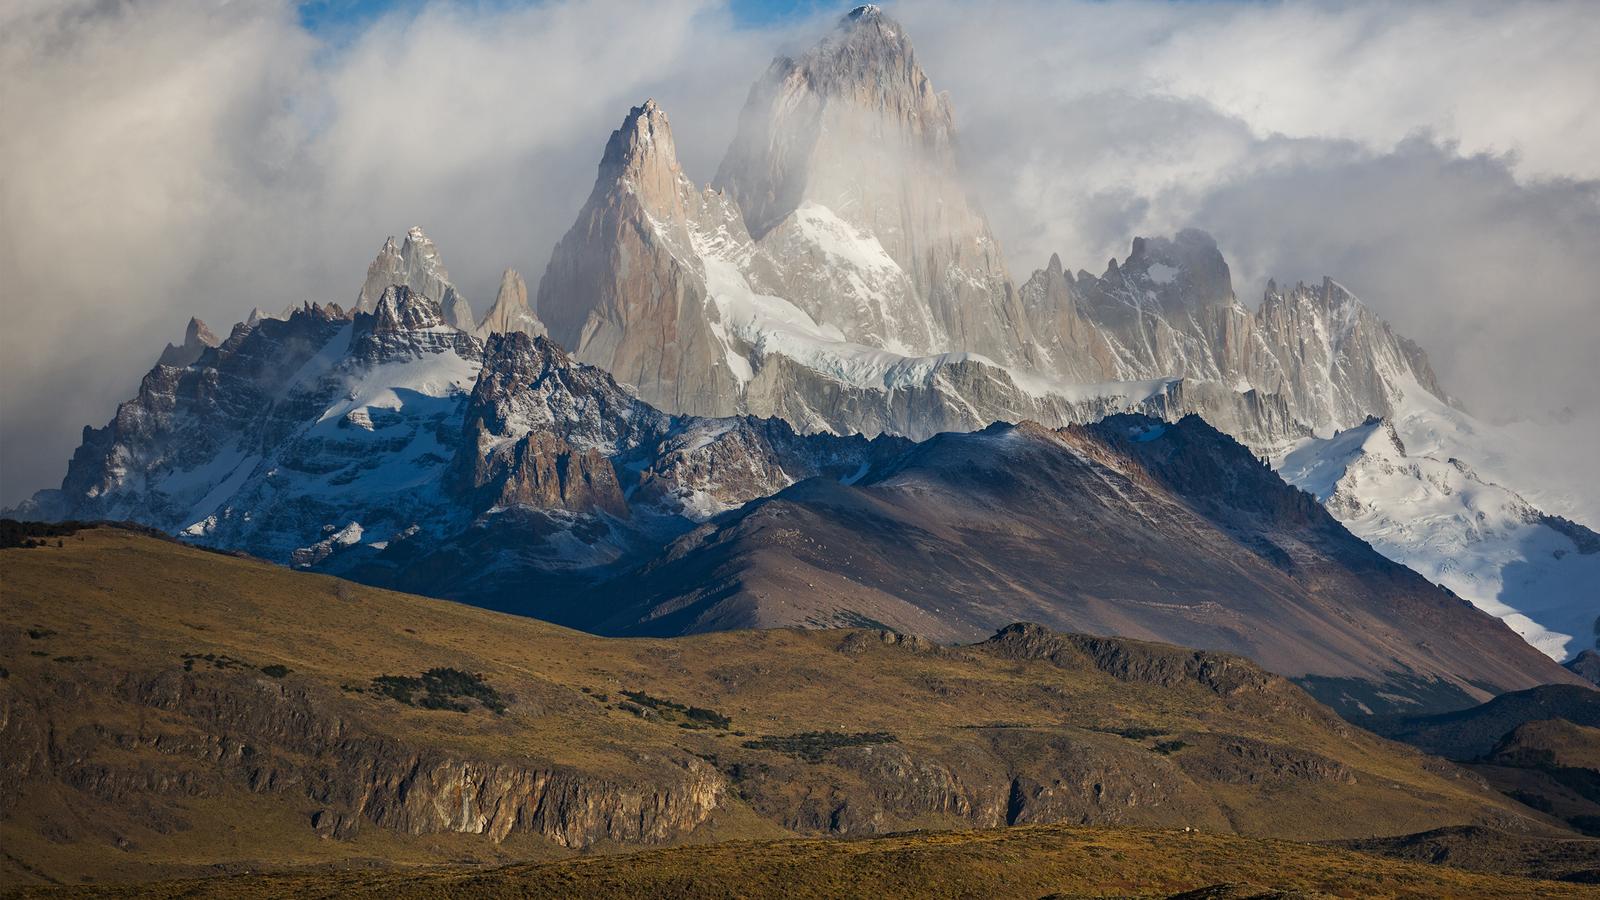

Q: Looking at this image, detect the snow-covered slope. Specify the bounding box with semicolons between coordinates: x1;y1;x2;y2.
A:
1279;416;1600;661
14;279;904;603
1384;373;1600;528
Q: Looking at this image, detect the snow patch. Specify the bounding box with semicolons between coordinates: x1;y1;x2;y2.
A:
1146;263;1179;285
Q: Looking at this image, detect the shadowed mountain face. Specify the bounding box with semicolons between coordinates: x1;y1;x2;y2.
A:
597;415;1582;716
1360;686;1600;839
1361;684;1600;761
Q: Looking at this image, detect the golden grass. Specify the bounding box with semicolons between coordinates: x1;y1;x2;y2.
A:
11;824;1598;899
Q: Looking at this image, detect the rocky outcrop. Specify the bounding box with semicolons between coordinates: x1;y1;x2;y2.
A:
1567;650;1600;687
983;623;1276;699
4;665;725;848
456;332;667;517
155;317;221;368
17;304;351;527
350;285;481;365
723;732;1222;836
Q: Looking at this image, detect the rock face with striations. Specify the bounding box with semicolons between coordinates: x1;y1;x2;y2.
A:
1019;231;1455;435
537;99;749;417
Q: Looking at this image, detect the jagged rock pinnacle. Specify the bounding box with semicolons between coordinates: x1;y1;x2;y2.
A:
598;99;683;211
355;226;473;330
156;317;221;368
477;268;546;339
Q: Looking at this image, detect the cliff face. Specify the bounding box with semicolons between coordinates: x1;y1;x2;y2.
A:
1019;232;1457;437
2;666;723;849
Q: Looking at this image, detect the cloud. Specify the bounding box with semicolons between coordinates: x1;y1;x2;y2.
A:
2;0;1597;505
0;0;814;504
898;0;1600;424
1193;137;1600;426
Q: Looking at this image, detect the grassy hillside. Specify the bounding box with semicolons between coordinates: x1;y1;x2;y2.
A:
11;825;1599;899
0;527;1583;889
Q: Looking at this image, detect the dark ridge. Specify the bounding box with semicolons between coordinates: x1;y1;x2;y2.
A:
1359;684;1600;760
1332;825;1600;883
0;519;256;559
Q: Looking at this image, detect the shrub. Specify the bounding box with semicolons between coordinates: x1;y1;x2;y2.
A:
618;689;730;729
743;731;898;763
372;667;506;714
686;706;732;729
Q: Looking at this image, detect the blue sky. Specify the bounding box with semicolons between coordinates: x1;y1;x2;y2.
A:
298;0;842;37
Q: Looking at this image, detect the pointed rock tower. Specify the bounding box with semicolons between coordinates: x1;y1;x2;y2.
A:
536;99;749;416
714;4;1033;362
476;268;546;338
156;317;221;368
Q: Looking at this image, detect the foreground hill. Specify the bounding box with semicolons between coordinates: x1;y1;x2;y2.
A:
0;528;1577;888
12;825;1598;899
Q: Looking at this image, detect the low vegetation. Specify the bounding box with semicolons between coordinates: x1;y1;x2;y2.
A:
369;667;507;714
742;731;898;762
2;528;1590;890
13;824;1597;899
617;689;730;729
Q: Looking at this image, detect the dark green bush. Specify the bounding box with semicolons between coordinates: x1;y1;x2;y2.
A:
372;668;506;714
743;731;897;762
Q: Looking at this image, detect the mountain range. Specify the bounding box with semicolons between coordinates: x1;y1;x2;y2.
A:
10;5;1595;708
